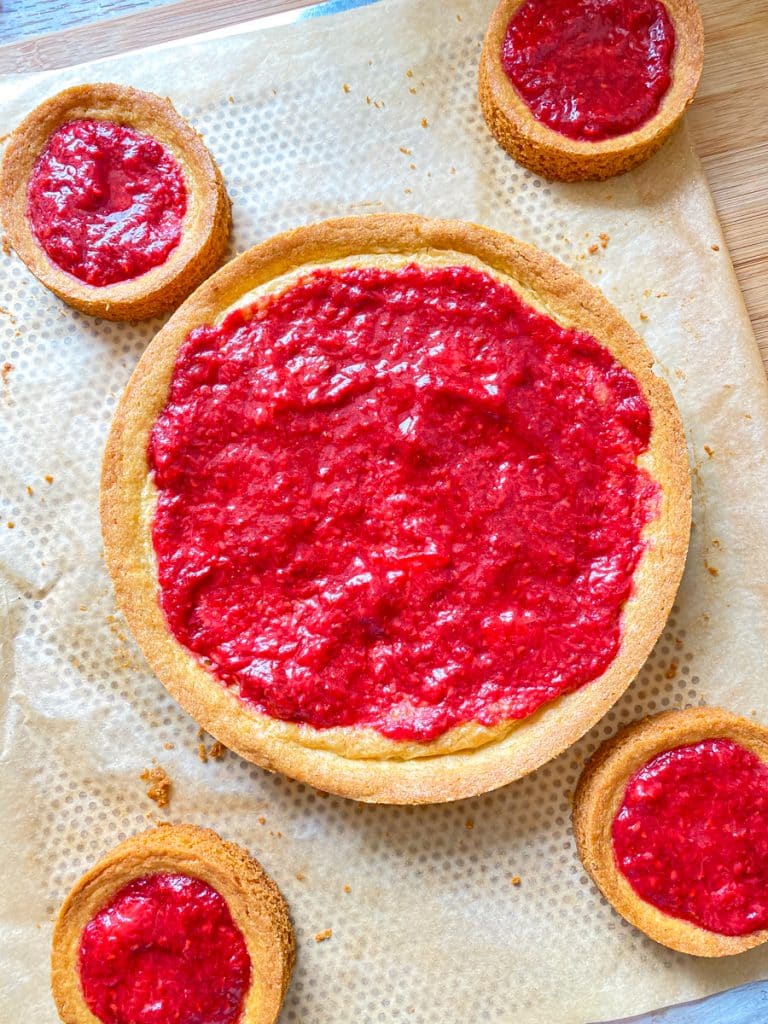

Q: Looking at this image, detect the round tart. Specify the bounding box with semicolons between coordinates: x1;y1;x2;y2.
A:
478;0;704;181
573;708;768;956
51;824;294;1024
101;214;690;803
0;83;231;320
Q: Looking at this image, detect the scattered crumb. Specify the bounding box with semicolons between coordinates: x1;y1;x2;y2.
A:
208;741;225;759
271;88;278;96
421;118;429;128
343;884;351;893
409;86;417;95
404;188;412;194
588;244;599;255
342;83;350;94
1;361;13;383
314;928;332;943
511;875;521;886
449;166;456;174
373;100;384;110
0;305;17;324
164;742;175;750
599;233;609;249
639;313;648;322
656;291;668;298
198;742;208;763
258;815;266;825
399;146;412;155
712;538;722;550
26;485;33;496
708;566;719;577
409;162;416;170
365;95;372;105
7;521;14;529
1;236;10;256
711;244;720;252
464;819;474;830
665;661;678;680
704;445;714;458
140;765;171;808
295;871;305;881
406;69;414;78
228;95;235;104
456;12;462;20
44;474;54;484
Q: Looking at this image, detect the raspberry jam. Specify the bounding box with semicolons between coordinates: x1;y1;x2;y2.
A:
149;263;659;743
501;0;676;142
78;873;251;1024
613;739;768;935
27;119;187;287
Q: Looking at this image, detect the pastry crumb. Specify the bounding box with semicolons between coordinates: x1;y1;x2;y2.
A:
409;86;417;95
599;233;609;249
26;484;33;496
295;871;305;881
365;95;372;105
464;819;474;830
1;236;10;256
639;313;648;322
588;244;599;255
6;521;14;529
0;305;17;324
711;244;720;252
707;566;719;577
1;361;13;383
198;742;208;763
342;83;350;94
228;95;235;104
258;815;266;825
704;445;714;458
164;742;175;750
511;875;521;886
665;661;678;680
140;765;171;808
406;69;414;78
456;13;462;20
44;474;54;484
399;146;412;155
314;928;332;943
343;884;351;893
421;118;429;128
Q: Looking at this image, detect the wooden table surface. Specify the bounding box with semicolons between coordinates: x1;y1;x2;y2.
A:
0;0;766;363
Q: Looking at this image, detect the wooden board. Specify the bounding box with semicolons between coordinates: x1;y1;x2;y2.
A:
0;0;766;365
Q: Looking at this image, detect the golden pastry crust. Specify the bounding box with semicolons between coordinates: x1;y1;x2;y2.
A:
478;0;704;181
101;213;691;803
573;707;768;956
51;824;295;1024
0;83;231;320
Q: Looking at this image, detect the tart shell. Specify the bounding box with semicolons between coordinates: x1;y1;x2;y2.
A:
101;213;691;804
0;83;231;321
478;0;705;181
51;824;295;1024
573;707;768;956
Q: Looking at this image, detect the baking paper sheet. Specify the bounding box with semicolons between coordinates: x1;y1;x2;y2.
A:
2;1;768;1021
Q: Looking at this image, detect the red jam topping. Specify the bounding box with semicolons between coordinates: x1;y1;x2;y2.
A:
149;264;658;743
501;0;676;142
27;119;187;287
78;872;251;1024
613;739;768;936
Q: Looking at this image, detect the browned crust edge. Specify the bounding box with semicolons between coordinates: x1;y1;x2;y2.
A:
100;213;691;804
573;707;768;956
50;824;295;1024
478;0;705;181
0;83;231;321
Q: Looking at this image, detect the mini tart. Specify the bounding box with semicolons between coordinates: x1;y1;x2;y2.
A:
573;708;768;956
478;0;704;181
0;83;231;320
51;824;294;1024
101;214;690;804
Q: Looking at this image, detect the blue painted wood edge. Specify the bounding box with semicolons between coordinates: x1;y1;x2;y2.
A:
589;979;768;1023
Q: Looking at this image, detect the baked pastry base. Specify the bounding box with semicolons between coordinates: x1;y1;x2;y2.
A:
0;83;231;320
573;707;768;956
101;213;691;803
478;0;705;181
51;823;294;1024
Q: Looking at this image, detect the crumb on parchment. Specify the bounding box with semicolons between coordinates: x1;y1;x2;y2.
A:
421;118;429;128
464;819;474;830
343;884;351;893
315;928;332;943
295;871;305;881
511;875;521;886
343;83;350;94
704;445;714;458
140;764;171;808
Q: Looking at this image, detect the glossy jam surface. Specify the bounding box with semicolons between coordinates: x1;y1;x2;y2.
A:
27;119;187;287
613;739;768;936
501;0;676;141
78;872;251;1024
149;263;658;743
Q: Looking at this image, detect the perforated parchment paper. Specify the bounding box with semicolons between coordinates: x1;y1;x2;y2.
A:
2;1;768;1021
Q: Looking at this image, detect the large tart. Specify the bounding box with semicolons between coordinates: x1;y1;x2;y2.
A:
573;708;768;956
478;0;704;181
101;214;690;803
51;824;294;1024
0;83;231;320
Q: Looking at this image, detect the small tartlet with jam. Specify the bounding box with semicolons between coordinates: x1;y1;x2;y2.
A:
51;825;294;1024
101;213;690;804
574;708;768;956
479;0;705;181
0;83;231;320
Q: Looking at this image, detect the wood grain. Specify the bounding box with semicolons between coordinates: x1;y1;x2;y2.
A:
0;0;766;364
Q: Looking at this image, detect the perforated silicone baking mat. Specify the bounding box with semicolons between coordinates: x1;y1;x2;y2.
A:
2;1;768;1021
